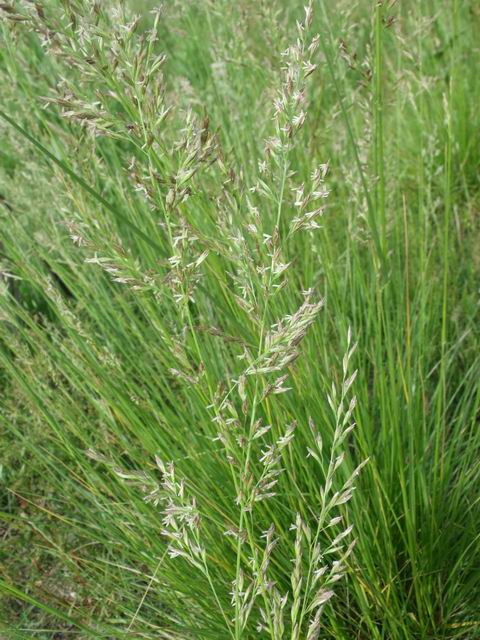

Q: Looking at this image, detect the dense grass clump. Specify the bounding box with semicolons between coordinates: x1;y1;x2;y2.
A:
0;1;479;638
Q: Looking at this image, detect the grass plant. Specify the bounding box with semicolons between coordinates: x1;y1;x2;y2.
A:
0;1;479;638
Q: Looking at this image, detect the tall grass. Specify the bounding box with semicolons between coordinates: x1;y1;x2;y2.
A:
0;1;479;638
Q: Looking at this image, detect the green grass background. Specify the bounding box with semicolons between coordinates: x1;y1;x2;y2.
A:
0;0;479;638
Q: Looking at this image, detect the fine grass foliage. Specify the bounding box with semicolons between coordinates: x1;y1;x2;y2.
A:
0;1;479;638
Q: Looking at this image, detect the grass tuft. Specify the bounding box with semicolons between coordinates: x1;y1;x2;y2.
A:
1;1;479;638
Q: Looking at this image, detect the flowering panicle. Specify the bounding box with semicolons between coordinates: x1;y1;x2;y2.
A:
290;164;330;234
148;457;207;571
247;296;324;375
243;421;297;506
84;252;160;297
267;2;320;156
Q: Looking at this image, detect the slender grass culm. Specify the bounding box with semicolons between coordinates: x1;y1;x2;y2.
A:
1;1;479;639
